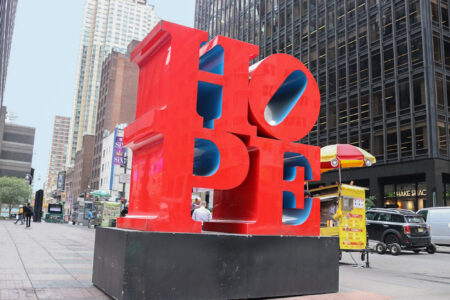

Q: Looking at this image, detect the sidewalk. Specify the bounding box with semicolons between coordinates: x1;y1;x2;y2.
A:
0;220;108;300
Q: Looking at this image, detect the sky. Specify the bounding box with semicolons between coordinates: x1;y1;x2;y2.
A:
4;0;196;191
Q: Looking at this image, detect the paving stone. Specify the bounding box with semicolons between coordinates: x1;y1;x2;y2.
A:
0;221;107;300
0;280;32;289
31;280;85;289
0;288;37;300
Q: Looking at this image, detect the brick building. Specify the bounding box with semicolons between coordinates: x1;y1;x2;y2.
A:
71;135;94;202
90;41;140;190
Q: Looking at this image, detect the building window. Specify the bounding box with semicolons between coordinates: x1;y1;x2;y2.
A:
413;76;425;107
385;84;396;114
415;123;428;155
374;131;384;159
372;90;382;116
431;0;439;23
436;74;444;106
438;123;448;156
434;35;441;64
401;126;412;158
398;78;410;109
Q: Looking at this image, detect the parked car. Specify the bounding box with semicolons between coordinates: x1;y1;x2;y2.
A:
417;207;450;246
366;208;435;255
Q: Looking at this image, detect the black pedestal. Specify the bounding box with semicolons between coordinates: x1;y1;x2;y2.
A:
93;227;339;300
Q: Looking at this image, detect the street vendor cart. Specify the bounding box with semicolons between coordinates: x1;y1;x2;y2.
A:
312;184;369;265
315;144;377;267
94;201;121;227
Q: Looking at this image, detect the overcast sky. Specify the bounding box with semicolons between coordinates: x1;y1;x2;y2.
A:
4;0;196;191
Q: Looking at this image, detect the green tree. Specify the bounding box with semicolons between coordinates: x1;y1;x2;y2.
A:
0;176;32;216
366;195;376;210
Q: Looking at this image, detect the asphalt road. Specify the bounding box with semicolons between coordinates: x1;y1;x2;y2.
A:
336;244;450;300
1;220;449;300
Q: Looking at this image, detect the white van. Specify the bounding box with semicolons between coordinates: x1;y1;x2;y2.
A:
417;207;450;246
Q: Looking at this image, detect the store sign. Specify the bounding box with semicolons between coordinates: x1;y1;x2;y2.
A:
117;22;321;236
395;189;427;198
113;137;124;165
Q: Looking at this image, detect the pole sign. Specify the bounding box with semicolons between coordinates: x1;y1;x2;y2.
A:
117;22;321;236
113;136;124;165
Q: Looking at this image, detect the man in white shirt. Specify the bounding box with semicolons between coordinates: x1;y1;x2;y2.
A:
192;201;212;223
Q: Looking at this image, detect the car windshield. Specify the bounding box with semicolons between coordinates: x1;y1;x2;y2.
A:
405;216;425;223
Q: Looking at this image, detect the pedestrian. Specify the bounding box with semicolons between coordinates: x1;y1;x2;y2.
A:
87;209;94;228
192;200;212;223
120;206;128;217
23;203;33;228
14;205;24;225
191;197;201;216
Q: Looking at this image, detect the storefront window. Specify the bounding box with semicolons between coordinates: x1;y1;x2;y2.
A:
384;184;395;207
445;183;450;206
383;182;427;210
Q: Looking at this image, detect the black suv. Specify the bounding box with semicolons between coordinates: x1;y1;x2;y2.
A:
366;208;435;255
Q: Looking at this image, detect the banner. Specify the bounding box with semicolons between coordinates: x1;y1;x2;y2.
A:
113;137;124;165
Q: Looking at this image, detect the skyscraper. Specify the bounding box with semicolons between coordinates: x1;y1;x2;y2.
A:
195;0;450;208
44;116;71;201
0;0;18;108
66;0;158;167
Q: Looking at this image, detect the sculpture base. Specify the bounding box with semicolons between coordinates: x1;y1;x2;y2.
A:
92;227;339;300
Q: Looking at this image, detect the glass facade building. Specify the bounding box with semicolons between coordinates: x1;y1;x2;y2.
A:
195;0;450;208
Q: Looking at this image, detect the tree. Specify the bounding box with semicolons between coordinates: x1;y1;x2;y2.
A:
0;176;32;216
366;195;376;210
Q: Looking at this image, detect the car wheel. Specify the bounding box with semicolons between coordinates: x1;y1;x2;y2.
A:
375;242;387;254
384;233;400;245
390;243;401;256
426;244;436;254
413;249;421;253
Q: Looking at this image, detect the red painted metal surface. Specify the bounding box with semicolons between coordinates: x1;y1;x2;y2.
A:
117;21;321;235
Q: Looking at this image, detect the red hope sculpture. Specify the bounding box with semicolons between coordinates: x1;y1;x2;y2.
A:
117;21;321;236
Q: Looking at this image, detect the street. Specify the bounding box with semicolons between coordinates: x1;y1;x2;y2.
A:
1;220;450;300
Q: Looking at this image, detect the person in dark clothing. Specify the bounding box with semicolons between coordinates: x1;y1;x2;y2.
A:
23;203;33;228
120;206;128;217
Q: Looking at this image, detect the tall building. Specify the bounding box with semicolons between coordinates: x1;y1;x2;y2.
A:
0;0;18;108
66;0;158;167
90;41;139;190
195;0;450;208
0;106;35;179
44;116;71;202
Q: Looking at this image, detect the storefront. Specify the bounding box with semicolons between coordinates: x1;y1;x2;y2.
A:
383;182;427;211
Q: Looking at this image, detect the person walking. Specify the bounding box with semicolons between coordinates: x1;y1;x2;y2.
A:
87;209;94;228
14;205;24;225
191;197;201;216
23;203;33;228
192;200;212;223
